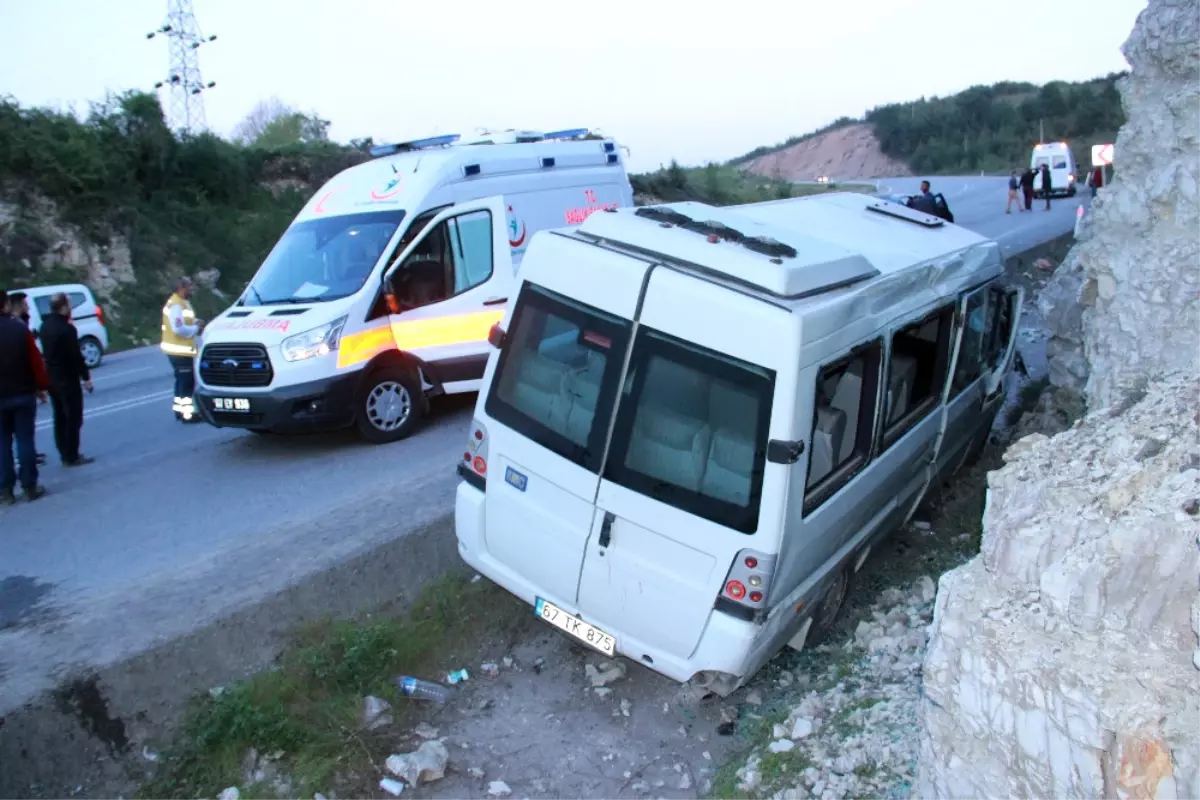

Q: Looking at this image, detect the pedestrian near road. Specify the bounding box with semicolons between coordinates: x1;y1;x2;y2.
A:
1040;163;1053;211
1006;170;1023;214
1019;168;1036;211
5;291;47;467
0;289;50;503
161;276;205;423
41;292;95;467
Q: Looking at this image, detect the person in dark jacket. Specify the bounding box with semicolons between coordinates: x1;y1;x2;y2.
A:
41;292;95;467
0;289;50;503
1019;168;1036;211
1040;163;1053;210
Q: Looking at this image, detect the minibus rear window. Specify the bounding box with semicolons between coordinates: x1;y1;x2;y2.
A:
485;284;632;473
604;330;775;534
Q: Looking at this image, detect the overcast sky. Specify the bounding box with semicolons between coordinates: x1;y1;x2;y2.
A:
1;0;1146;172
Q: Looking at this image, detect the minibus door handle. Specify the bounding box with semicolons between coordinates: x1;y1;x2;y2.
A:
598;511;616;548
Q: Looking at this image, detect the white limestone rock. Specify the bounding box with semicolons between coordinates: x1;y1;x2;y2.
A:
916;373;1200;800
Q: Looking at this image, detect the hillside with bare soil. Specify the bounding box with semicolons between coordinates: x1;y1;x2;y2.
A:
740;123;910;181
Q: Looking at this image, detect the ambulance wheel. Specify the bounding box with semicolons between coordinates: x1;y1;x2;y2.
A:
807;566;849;645
356;366;423;444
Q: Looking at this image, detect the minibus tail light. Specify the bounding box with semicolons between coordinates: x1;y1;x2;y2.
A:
459;419;490;490
715;548;777;622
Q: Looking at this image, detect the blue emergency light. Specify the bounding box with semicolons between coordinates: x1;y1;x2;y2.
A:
543;128;591;140
369;134;461;158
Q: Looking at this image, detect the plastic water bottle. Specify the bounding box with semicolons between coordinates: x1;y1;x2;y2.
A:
393;675;449;703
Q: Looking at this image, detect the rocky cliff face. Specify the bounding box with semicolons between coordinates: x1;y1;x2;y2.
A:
916;0;1200;797
1039;0;1200;412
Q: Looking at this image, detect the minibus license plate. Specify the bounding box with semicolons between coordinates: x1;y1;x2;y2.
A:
212;397;251;413
535;598;614;656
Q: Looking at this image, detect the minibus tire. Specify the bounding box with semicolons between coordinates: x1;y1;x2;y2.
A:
355;366;423;444
807;566;849;645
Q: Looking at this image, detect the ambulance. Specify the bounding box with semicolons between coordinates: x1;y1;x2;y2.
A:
455;193;1023;693
1031;141;1078;198
193;129;633;442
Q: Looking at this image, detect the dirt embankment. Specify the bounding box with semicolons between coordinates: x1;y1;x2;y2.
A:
741;124;910;182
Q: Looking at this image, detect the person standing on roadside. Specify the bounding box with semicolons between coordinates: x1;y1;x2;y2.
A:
161;276;205;423
1006;170;1023;214
5;291;47;467
1019;167;1036;211
1040;163;1053;211
0;289;50;503
40;292;95;467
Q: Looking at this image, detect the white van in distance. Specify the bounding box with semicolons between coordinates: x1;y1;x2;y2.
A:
455;193;1023;693
23;283;110;369
193;128;632;442
1031;141;1077;198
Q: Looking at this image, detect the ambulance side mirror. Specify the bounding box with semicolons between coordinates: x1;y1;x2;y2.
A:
382;271;409;314
487;323;506;349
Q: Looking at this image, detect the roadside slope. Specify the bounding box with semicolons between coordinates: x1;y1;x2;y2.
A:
739;123;909;181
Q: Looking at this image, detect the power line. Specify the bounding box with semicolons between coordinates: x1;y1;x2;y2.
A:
146;0;217;135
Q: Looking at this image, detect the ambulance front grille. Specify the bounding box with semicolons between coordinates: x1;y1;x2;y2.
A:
199;343;274;387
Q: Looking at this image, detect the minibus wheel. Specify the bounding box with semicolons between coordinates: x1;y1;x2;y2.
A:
356;366;423;444
808;567;849;644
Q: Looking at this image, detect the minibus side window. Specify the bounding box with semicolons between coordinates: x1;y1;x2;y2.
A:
603;329;775;534
880;305;955;450
985;287;1014;371
484;284;632;473
803;339;883;516
950;290;993;398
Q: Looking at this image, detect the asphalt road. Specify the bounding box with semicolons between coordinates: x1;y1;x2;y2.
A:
0;179;1084;714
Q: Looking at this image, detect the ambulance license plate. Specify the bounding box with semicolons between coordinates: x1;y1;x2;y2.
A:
212;397;251;413
535;597;615;656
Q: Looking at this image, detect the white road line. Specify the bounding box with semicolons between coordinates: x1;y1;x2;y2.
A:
35;390;175;429
96;366;154;381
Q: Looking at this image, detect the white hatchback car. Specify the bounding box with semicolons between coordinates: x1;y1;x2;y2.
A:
22;283;110;369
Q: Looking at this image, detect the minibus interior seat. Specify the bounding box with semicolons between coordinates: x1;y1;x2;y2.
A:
563;349;605;443
809;405;846;485
507;352;570;429
701;381;759;506
625;358;714;492
626;406;713;492
829;361;864;464
887;353;920;423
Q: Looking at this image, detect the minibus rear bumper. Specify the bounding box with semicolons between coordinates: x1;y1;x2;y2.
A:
453;481;757;685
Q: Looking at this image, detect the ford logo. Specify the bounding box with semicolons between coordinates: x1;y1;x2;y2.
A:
222;358;239;368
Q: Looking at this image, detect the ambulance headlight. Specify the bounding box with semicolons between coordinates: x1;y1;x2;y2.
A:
282;315;347;362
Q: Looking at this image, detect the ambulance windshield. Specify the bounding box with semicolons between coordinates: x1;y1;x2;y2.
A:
243;209;407;305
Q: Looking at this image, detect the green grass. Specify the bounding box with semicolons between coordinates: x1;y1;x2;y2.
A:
140;573;528;799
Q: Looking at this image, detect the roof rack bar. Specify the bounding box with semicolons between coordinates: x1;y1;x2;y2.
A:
864;199;945;228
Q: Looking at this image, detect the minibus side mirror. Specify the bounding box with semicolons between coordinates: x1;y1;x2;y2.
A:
766;439;805;465
487;323;507;349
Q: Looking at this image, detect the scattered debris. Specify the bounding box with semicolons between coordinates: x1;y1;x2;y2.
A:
385;740;449;787
360;695;393;731
471;574;482;583
141;745;158;762
620;698;632;717
778;670;794;687
379;778;405;796
208;686;226;699
911;520;932;531
717;705;740;736
745;690;763;706
468;767;486;779
679;772;693;790
532;657;546;674
480;662;500;677
631;779;650;792
585;660;627;687
502;656;515;669
702;751;712;760
1034;257;1055;271
446;669;470;685
594;687;612;699
791;717;815;739
487;780;513;797
217;788;239;800
314;793;328;800
413;722;440;740
768;739;795;754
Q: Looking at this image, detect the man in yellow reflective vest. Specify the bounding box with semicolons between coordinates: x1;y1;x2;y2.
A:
161;277;205;423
